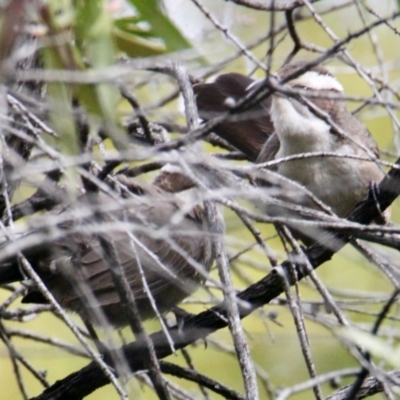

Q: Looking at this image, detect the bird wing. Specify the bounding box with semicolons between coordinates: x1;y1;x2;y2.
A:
55;201;211;307
194;73;274;161
256;133;280;168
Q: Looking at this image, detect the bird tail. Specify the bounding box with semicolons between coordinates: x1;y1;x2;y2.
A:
0;232;28;284
0;233;49;285
0;262;24;284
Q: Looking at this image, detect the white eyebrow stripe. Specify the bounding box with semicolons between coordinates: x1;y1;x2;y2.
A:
288;71;344;92
160;163;183;174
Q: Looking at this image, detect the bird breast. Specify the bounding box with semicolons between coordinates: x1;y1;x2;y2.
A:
271;97;384;217
276;151;376;217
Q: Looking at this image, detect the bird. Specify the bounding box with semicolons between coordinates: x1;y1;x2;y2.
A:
194;61;389;237
193;72;273;161
0;166;214;327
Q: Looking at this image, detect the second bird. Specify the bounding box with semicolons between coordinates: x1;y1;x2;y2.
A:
195;61;388;235
0;167;214;327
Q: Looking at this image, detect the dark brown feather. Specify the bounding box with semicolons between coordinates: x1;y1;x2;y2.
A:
12;178;214;327
194;73;274;161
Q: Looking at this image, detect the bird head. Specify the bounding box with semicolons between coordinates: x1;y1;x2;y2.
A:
270;62;345;143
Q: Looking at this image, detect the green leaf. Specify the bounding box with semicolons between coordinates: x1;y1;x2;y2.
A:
113;26;166;57
40;1;80;158
114;17;154;37
127;0;192;53
41;39;82;191
73;0;127;149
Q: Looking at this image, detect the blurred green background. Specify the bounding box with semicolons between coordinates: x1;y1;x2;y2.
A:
1;0;400;399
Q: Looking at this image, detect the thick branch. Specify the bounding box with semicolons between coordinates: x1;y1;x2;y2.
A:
326;370;400;400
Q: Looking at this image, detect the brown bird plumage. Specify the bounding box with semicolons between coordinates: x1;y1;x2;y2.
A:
194;72;273;161
0;170;214;327
195;62;388;235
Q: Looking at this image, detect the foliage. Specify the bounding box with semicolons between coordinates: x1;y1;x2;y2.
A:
1;1;400;400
